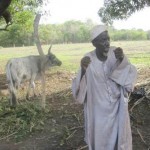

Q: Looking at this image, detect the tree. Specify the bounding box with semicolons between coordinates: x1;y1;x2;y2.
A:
0;0;12;30
98;0;150;24
0;0;45;30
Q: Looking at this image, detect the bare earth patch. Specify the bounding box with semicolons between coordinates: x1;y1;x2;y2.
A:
0;68;150;150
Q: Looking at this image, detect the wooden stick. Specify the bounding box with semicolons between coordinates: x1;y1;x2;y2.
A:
66;130;77;140
77;145;88;150
69;126;83;131
137;128;147;145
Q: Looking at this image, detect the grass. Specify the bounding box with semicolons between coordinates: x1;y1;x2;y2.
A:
0;98;51;141
0;41;150;73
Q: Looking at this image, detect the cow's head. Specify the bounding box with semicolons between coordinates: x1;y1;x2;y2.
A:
46;45;62;67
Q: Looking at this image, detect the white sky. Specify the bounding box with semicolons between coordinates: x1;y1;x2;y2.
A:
41;0;150;31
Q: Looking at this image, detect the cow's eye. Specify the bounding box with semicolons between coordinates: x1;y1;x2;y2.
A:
49;55;55;60
52;55;55;59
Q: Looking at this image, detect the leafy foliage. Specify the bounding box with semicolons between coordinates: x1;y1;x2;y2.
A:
0;0;49;30
0;99;50;141
0;20;95;47
99;0;150;24
0;0;12;30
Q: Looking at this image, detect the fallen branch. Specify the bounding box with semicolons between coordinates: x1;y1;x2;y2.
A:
137;128;150;149
69;126;83;131
132;126;150;148
0;131;18;141
130;97;145;112
73;113;82;125
77;145;88;150
137;128;146;144
66;130;77;141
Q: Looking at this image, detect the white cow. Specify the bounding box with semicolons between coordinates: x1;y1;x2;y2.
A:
6;46;62;108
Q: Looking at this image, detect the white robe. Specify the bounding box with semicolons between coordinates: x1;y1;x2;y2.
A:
72;47;137;150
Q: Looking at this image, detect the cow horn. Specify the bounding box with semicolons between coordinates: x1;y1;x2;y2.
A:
48;44;52;55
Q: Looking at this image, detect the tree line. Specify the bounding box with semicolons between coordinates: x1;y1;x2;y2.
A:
0;20;150;47
1;0;150;47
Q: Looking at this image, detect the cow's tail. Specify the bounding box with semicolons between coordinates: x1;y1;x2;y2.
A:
6;61;17;106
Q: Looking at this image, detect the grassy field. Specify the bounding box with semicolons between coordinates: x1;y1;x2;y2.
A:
0;41;150;73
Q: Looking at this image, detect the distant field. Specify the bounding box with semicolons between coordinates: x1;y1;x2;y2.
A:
0;41;150;73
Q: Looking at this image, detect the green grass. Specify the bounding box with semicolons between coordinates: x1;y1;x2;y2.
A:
0;41;150;73
0;99;51;141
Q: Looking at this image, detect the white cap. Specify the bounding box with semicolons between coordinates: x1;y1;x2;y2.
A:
90;25;107;41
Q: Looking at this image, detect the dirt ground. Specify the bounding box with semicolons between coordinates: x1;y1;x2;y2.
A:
0;68;150;150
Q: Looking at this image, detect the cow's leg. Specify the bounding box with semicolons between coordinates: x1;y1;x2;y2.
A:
9;86;17;106
8;88;13;105
11;89;17;106
26;75;36;100
31;81;36;97
41;72;45;108
7;80;17;107
26;83;31;100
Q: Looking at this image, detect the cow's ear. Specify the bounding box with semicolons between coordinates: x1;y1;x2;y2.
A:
48;45;52;55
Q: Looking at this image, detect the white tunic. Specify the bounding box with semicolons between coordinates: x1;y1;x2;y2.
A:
72;47;137;150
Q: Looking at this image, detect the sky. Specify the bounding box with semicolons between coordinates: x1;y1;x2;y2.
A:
41;0;150;31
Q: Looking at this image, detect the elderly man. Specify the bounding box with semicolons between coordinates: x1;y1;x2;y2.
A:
72;25;137;150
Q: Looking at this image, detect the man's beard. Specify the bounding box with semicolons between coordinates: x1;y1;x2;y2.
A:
103;52;108;57
103;47;109;57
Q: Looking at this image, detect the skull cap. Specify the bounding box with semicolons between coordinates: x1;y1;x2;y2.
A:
90;25;107;41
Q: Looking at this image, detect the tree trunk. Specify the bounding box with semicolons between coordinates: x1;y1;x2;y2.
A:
0;0;11;15
33;14;45;56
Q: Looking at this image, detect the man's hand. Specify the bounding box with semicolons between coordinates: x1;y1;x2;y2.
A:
81;56;91;70
114;47;124;61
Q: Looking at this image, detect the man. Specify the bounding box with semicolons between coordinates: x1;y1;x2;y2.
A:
72;25;137;150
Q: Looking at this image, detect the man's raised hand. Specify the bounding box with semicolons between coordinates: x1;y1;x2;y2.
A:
114;47;124;61
81;56;91;70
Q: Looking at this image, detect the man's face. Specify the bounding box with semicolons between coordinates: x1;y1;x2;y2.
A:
92;31;110;53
